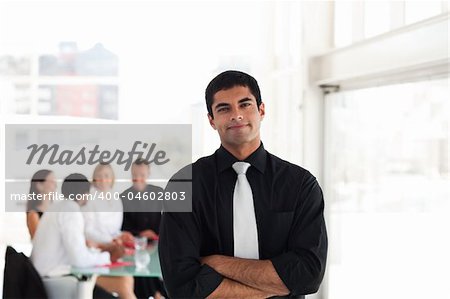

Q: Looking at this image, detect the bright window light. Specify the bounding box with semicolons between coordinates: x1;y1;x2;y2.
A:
405;1;442;25
364;1;390;38
334;1;353;48
326;78;449;299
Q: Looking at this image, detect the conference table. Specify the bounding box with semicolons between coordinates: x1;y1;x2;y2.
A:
72;242;162;278
70;243;162;299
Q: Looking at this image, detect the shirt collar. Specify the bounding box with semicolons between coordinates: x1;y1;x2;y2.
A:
217;142;267;174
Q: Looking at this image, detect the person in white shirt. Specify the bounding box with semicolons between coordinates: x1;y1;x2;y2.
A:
31;173;135;299
82;163;126;245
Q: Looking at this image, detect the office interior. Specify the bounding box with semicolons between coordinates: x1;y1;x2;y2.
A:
0;1;448;298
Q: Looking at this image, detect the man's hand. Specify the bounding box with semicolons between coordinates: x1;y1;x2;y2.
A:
100;242;125;262
120;231;135;243
139;229;158;240
112;237;123;246
109;243;125;262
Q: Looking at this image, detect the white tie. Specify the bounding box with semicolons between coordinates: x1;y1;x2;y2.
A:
232;162;259;259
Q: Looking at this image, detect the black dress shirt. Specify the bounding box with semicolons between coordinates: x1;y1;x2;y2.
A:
121;185;166;299
159;143;327;298
121;185;163;235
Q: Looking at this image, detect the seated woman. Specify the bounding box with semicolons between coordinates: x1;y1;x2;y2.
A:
26;169;56;239
82;163;125;245
82;163;135;298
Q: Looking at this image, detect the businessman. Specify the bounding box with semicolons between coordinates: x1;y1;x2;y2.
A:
159;70;327;298
121;158;165;299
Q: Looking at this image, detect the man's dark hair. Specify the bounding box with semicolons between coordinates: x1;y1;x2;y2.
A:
61;173;90;200
133;158;150;167
205;70;262;118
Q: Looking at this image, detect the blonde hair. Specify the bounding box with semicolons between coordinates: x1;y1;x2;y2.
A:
92;163;115;189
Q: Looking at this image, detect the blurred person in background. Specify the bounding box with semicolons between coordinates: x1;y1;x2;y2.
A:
31;173;136;299
82;163;125;246
121;158;162;241
82;163;137;299
121;158;165;299
26;169;56;239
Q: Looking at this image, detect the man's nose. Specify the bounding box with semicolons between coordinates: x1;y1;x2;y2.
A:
230;107;243;121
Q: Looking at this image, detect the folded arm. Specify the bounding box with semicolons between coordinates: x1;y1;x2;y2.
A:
159;211;224;298
202;255;289;296
207;277;274;299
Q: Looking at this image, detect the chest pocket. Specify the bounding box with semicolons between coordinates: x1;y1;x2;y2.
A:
268;178;299;212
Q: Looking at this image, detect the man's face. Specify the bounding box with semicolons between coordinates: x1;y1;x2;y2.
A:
208;85;265;149
131;164;149;192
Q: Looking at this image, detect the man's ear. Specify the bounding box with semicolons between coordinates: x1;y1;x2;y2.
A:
208;113;217;130
259;102;265;120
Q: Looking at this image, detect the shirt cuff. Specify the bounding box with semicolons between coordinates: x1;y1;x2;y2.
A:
196;264;224;297
98;251;111;265
270;252;297;294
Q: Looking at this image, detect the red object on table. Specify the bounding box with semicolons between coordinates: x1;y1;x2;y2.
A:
96;261;133;268
123;241;135;249
124;248;135;256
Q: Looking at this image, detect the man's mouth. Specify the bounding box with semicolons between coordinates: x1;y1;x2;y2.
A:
228;124;248;130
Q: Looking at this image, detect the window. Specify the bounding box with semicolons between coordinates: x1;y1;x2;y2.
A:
334;1;447;48
405;1;442;25
0;43;119;119
364;1;390;38
325;78;449;299
334;1;353;47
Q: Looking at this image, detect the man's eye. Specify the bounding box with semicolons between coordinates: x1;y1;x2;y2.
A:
241;103;251;107
217;107;229;112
